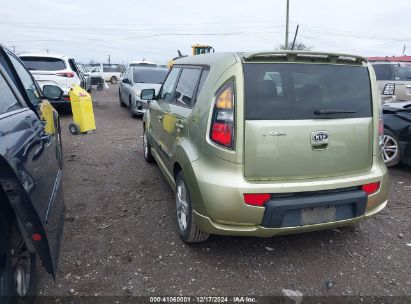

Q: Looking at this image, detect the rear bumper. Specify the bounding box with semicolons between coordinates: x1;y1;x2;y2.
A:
261;189;367;228
193;200;387;237
184;152;389;236
90;77;104;85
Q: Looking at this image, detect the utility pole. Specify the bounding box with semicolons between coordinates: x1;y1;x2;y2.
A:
46;49;50;54
108;55;111;64
285;0;290;49
403;44;407;56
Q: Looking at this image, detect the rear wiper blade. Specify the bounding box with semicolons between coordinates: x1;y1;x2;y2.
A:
314;109;356;115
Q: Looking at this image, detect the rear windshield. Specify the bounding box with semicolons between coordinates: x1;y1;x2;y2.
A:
19;57;66;71
103;64;121;72
372;63;411;81
133;69;168;84
244;63;372;120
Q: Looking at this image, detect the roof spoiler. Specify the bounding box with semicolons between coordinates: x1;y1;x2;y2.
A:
242;51;368;65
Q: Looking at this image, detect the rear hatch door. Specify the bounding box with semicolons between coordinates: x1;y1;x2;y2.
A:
19;56;68;91
243;61;373;180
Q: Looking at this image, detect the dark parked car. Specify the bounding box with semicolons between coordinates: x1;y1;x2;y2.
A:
0;44;65;301
382;101;411;166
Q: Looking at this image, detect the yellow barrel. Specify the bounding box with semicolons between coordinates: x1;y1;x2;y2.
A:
69;85;96;134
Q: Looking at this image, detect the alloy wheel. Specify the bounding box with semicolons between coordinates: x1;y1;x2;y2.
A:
382;134;398;163
176;180;189;232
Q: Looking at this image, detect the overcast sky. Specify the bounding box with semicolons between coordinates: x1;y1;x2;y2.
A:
1;0;410;64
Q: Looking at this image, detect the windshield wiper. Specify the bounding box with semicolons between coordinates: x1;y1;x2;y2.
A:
314;109;356;115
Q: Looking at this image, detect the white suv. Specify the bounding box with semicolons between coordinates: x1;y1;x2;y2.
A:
19;54;84;107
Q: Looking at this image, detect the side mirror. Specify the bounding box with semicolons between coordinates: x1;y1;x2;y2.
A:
122;78;130;84
43;85;63;100
141;89;156;101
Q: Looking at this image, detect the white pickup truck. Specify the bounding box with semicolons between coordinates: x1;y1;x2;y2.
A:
88;64;122;84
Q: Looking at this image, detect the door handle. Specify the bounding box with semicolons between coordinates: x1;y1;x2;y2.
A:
32;134;50;161
175;122;184;130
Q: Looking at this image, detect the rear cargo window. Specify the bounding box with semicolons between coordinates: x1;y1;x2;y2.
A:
19;57;66;71
372;64;393;80
244;63;372;120
372;63;411;81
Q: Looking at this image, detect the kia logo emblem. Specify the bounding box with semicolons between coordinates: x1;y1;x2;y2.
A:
311;131;330;143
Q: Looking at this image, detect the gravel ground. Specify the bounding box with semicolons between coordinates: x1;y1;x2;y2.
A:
37;85;411;302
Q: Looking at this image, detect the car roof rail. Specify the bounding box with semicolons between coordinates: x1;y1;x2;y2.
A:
241;51;368;65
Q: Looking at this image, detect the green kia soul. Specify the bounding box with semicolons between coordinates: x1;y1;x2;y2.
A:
141;51;389;243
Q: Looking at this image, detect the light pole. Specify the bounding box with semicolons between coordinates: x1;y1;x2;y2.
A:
108;55;111;64
285;0;290;49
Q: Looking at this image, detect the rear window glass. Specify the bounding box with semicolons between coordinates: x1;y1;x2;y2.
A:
373;63;411;81
392;64;411;81
244;63;372;120
19;57;66;71
103;64;121;73
133;69;168;84
372;64;393;80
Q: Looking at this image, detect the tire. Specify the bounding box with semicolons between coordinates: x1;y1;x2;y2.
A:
119;90;126;107
175;172;209;243
143;128;154;163
383;129;401;167
69;123;80;135
0;210;37;303
110;76;118;84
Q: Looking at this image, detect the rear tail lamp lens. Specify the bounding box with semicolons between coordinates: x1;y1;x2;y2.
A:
57;72;75;78
383;83;395;95
63;96;70;101
244;194;271;206
362;182;380;195
210;82;235;149
31;233;42;241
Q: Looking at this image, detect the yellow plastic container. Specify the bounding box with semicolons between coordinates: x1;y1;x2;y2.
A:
68;85;96;135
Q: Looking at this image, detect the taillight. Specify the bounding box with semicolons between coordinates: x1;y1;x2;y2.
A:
362;182;380;195
56;72;75;78
382;83;395;95
244;193;271;206
31;233;42;241
63;96;70;101
210;82;235;149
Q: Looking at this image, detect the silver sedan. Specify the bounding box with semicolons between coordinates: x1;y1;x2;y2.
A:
119;67;168;117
